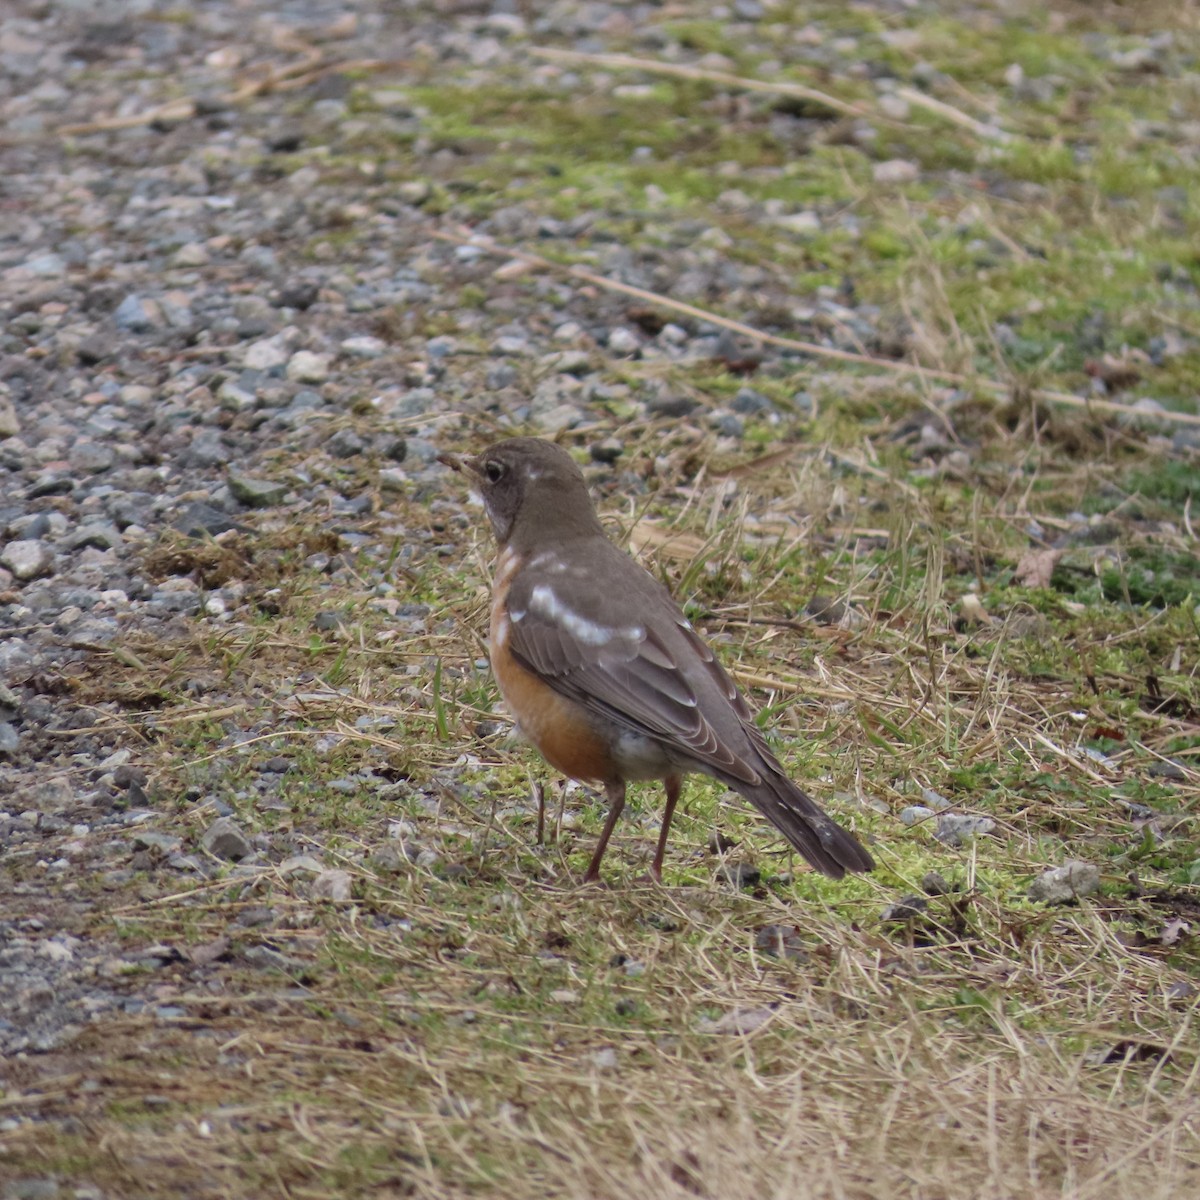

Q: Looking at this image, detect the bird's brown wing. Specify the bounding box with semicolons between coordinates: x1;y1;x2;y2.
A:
503;539;874;879
503;543;763;785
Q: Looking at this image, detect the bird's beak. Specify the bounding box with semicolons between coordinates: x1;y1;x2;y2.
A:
436;450;484;478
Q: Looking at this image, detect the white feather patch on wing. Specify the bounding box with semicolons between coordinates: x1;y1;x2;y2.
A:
528;583;643;647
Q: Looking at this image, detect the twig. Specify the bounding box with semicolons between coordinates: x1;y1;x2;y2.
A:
431;228;1200;429
58;47;402;136
895;85;1013;142
530;46;869;121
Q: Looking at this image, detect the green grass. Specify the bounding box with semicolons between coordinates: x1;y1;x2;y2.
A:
9;1;1200;1197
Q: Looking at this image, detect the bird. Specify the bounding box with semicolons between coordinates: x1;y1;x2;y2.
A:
438;437;873;884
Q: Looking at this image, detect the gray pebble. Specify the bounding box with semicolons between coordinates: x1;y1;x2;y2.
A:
645;390;697;418
0;395;19;438
244;334;292;371
182;430;233;469
1028;861;1100;905
4;1179;62;1200
217;376;259;411
172;502;245;537
227;473;287;508
114;293;158;332
590;438;623;464
731;387;774;415
718;862;761;888
487;363;519;389
326;428;366;458
934;813;996;845
881;895;928;922
0;722;18;754
286;351;331;383
200;816;252;861
341;335;387;358
0;540;54;581
133;831;183;854
709;411;744;438
606;327;641;355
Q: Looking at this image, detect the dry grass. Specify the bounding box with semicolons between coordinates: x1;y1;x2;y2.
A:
8;421;1198;1198
6;0;1200;1194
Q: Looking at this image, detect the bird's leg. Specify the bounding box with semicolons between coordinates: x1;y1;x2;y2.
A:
583;781;626;884
648;774;683;883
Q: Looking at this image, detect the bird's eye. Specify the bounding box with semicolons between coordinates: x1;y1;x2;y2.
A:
484;460;504;484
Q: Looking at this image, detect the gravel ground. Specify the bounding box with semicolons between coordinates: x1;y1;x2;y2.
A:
1;0;1197;1167
2;0;834;1064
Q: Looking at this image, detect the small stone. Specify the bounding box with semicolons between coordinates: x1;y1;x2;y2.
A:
731;387;774;415
280;854;325;875
278;280;320;310
1028;861;1100;905
243;334;292;370
1;540;54;581
1148;759;1187;781
200;816;252;861
71;442;116;474
900;805;935;826
227;473;287;508
878;93;911;120
133;831;183;854
709;411;744;438
531;403;583;433
312;869;353;901
397;180;431;206
173;502;246;537
873;159;920;184
606;327;641;355
772;211;821;234
114;293;158;332
22;253;67;277
326;428;365;458
591;1046;618;1070
934;813;996;845
881;895;928;922
0;722;18;754
754;924;809;961
341;335;387;358
645;390;696;418
718;862;760;888
921;871;952;896
286;350;331;383
0;395;19;438
4;1179;61;1200
486;363;518;389
171;242;210;268
800;595;843;625
589;438;623;464
217;376;258;411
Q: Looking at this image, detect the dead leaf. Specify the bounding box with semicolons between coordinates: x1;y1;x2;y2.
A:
704;1005;777;1035
959;592;991;625
1084;352;1146;391
1015;548;1063;589
1160;917;1190;947
188;936;232;966
1098;1040;1171;1066
628;521;707;562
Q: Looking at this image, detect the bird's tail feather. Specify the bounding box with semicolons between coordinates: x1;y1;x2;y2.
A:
736;773;873;879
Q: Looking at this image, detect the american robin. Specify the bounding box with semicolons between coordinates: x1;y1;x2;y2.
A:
439;437;873;884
